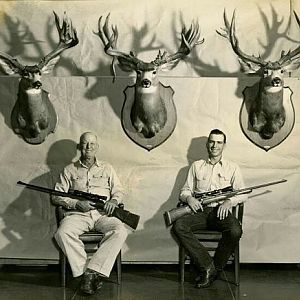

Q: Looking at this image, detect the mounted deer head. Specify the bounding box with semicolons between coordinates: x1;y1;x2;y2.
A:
96;14;203;140
217;10;300;140
0;11;78;144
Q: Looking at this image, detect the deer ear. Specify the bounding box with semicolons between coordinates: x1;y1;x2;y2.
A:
40;56;60;74
159;60;180;72
282;59;300;72
238;58;261;74
0;58;22;75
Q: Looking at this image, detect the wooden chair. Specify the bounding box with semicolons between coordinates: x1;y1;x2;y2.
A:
56;205;123;287
178;203;244;285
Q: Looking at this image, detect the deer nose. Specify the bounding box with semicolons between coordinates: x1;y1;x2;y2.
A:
272;77;281;86
33;81;42;89
141;79;151;88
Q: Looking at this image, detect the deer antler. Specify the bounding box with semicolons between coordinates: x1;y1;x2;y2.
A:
152;20;204;69
278;11;300;66
217;10;266;66
96;13;142;79
38;11;78;69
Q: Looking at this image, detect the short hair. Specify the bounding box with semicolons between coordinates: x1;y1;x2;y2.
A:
79;132;98;144
208;129;226;143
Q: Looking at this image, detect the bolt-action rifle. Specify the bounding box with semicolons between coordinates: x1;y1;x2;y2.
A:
164;179;287;227
17;181;140;230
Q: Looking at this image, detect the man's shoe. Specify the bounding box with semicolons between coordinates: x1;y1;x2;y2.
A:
93;273;104;292
195;264;218;289
80;272;95;295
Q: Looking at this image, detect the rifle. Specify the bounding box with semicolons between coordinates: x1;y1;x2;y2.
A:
17;181;140;230
164;179;287;227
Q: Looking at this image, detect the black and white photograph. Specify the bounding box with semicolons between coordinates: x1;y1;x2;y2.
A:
0;0;299;299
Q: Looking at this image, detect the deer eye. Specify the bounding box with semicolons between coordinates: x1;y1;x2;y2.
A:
280;70;284;74
22;71;29;77
136;70;142;76
152;70;157;75
263;69;269;76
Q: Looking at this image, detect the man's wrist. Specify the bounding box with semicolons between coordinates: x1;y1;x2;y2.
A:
186;195;194;204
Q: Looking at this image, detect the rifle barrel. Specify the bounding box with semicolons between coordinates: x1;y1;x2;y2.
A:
17;181;59;195
238;179;287;194
17;181;103;200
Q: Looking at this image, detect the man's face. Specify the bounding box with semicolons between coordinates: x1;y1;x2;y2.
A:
79;133;99;159
206;133;225;158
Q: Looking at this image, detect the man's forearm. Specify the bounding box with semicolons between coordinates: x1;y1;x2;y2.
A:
179;191;193;203
51;195;78;210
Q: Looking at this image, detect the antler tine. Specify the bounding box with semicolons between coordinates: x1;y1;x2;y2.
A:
193;21;204;45
226;10;265;65
97;15;105;43
103;13;112;45
279;11;300;65
152;20;203;69
97;13;137;61
216;9;231;39
38;11;78;69
185;21;200;46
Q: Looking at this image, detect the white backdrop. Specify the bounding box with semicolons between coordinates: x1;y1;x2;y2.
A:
0;0;299;263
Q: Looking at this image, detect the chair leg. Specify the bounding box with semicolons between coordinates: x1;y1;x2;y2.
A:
179;245;185;284
60;251;66;287
234;245;240;286
116;251;122;285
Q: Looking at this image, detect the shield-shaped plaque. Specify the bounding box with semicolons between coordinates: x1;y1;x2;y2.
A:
240;83;295;151
11;91;58;144
122;82;176;151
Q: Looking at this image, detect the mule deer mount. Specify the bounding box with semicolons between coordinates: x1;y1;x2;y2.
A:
0;11;78;144
217;10;299;151
96;14;203;151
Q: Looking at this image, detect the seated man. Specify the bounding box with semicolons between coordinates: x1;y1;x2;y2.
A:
172;129;247;288
52;132;128;295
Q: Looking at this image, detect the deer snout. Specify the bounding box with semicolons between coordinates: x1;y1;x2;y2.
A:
141;79;151;88
271;77;282;87
33;81;42;89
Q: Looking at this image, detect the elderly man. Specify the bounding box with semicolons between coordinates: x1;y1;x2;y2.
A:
52;132;128;295
172;129;247;288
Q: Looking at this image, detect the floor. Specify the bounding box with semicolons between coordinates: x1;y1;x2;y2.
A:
0;264;300;300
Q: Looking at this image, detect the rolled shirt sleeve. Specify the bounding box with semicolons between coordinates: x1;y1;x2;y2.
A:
179;162;197;203
52;168;79;210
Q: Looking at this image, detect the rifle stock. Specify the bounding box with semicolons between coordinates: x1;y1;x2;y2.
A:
164;179;287;226
17;181;140;230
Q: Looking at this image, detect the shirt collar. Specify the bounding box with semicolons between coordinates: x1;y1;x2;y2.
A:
206;157;224;166
77;157;101;169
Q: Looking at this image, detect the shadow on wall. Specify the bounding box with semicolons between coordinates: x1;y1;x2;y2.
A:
125;136;208;260
0;139;77;259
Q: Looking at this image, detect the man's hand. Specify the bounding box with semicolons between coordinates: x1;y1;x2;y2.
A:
187;196;203;213
75;200;95;212
217;199;233;220
104;199;118;216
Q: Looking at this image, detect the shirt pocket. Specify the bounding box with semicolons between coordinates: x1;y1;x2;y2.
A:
90;173;110;188
217;173;231;188
195;172;209;190
71;174;87;190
